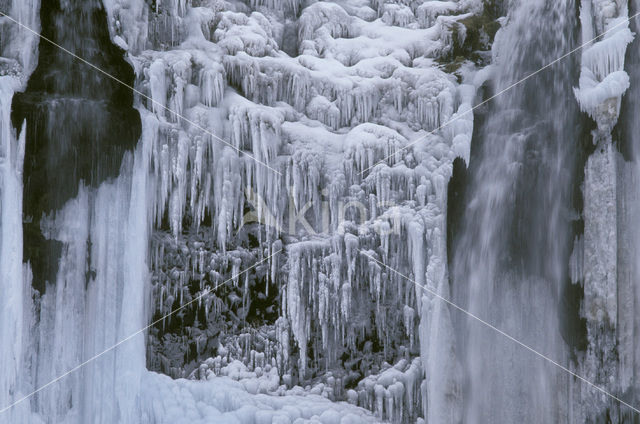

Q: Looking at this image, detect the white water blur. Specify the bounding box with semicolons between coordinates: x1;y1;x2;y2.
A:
452;0;579;422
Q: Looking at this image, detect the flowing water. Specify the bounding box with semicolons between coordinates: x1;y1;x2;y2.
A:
451;1;583;422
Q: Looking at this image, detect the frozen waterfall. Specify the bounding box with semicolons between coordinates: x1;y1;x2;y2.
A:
3;0;640;423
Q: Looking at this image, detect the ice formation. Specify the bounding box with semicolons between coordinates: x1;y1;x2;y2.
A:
573;0;640;421
575;1;634;136
5;0;640;423
115;8;477;422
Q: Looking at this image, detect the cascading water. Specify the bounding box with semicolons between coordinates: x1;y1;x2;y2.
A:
450;1;584;422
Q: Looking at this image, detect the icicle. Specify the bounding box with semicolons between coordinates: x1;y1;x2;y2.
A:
416;1;460;29
199;64;225;107
381;4;415;27
149;59;168;118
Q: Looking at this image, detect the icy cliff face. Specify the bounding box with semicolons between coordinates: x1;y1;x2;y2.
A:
576;0;640;421
0;1;41;423
2;1;149;422
7;0;640;423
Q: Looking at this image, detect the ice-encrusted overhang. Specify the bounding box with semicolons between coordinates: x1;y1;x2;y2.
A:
574;0;633;141
11;0;141;286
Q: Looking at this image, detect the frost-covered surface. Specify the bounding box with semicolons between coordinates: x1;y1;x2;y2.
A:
574;0;633;138
571;1;637;421
574;0;640;421
0;1;41;423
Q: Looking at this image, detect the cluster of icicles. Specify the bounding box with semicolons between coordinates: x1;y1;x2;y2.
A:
110;0;477;421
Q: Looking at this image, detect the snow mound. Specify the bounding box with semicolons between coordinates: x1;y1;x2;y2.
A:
142;371;382;424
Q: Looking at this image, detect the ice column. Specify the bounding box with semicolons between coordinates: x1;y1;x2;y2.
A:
575;1;633;418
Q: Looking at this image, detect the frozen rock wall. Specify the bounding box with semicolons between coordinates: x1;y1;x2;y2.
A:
0;1;40;423
0;0;488;422
575;0;640;421
0;0;150;422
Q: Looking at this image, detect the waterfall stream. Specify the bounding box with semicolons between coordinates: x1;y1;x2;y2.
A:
450;0;583;422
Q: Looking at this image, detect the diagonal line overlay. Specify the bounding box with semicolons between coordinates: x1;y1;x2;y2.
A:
0;249;282;414
359;11;640;176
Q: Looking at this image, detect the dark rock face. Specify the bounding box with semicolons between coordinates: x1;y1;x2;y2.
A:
12;0;141;289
